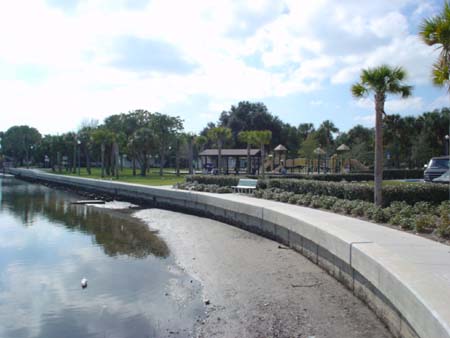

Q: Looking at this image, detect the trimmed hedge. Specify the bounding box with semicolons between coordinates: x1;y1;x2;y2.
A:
383;169;424;180
175;182;232;193
258;179;449;206
263;169;424;181
263;173;374;181
186;175;240;187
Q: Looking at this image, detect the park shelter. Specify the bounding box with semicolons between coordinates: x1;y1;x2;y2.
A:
199;149;261;174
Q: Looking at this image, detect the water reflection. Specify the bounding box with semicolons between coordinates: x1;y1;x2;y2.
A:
0;177;204;338
0;177;169;258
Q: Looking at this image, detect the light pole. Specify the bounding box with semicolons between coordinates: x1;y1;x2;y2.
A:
314;147;326;174
445;135;449;156
77;140;81;175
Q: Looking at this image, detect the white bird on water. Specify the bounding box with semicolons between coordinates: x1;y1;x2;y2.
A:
81;278;88;289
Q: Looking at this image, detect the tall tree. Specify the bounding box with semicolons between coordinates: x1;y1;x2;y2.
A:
207;127;232;174
317;120;339;153
128;128;156;176
2;125;41;166
218;101;283;147
351;65;413;206
238;130;257;174
185;133;196;175
150;113;183;176
419;1;450;91
252;130;272;178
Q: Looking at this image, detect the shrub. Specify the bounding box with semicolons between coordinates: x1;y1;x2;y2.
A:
399;217;415;230
186;175;240;187
365;205;388;223
436;202;450;238
414;214;436;233
261;179;448;206
176;182;232;193
263;169;423;181
249;187;448;239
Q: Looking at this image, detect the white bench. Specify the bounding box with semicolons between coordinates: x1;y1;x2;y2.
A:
232;179;258;194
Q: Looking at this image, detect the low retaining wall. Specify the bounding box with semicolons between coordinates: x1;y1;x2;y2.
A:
8;168;450;338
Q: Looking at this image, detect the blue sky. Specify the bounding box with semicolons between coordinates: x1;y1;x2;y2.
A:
0;0;447;135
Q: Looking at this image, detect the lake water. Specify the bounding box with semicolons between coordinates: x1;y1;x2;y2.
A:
0;176;205;338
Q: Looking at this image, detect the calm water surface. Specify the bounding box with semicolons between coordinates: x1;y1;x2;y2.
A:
0;176;204;338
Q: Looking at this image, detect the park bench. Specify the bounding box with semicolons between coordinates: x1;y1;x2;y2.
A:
232;179;258;194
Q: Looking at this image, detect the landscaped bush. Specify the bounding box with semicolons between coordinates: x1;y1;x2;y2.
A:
262;169;423;182
186;175;240;187
259;179;449;206
264;173;374;182
175;181;232;193
253;187;450;239
382;169;424;180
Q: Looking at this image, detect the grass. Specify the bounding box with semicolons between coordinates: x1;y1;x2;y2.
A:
44;167;186;186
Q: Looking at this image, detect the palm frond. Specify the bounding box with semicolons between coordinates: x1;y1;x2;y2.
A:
351;83;368;98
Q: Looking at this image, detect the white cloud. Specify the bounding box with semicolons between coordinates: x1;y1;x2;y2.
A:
0;0;445;134
353;96;424;113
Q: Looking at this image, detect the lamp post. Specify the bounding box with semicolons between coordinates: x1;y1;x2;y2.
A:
27;145;34;169
77;140;81;176
445;135;449;156
314;147;326;174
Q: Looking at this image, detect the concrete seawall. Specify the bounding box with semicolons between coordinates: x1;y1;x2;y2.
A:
8;168;450;338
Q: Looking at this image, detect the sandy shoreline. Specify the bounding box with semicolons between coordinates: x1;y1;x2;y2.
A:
135;208;391;338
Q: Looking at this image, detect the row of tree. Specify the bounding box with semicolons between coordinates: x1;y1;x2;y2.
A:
1;105;447;175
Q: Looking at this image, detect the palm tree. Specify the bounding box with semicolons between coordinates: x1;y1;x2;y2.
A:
351;65;413;206
185;133;196;175
195;135;208;172
252;130;272;178
419;2;450;91
238;131;257;174
207;127;232;174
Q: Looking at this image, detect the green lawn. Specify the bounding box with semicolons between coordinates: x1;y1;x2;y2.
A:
44;167;186;186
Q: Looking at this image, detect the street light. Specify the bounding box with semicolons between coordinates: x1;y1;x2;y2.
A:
77;140;81;176
314;147;326;174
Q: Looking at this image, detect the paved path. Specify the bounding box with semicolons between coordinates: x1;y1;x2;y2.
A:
217;193;450;282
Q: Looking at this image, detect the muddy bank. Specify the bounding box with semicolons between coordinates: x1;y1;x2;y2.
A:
136;209;391;338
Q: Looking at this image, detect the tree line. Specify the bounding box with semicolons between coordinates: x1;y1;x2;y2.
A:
0;104;447;175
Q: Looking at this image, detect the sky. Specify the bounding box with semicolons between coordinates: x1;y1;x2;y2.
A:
0;0;447;135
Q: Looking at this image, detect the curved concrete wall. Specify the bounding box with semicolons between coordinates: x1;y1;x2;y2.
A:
7;169;450;338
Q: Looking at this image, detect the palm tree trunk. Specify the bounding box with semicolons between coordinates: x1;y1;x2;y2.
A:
85;148;91;175
246;142;251;174
175;149;180;177
101;143;105;178
132;156;136;176
72;142;76;173
159;144;164;176
218;140;222;174
374;93;385;206
188;138;194;175
261;143;265;178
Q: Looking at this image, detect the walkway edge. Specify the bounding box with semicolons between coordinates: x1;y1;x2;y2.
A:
8;168;450;338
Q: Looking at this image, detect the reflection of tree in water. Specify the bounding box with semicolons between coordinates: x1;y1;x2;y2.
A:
0;178;169;258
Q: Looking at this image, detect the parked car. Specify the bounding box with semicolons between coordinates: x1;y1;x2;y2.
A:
424;156;449;182
433;169;449;184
